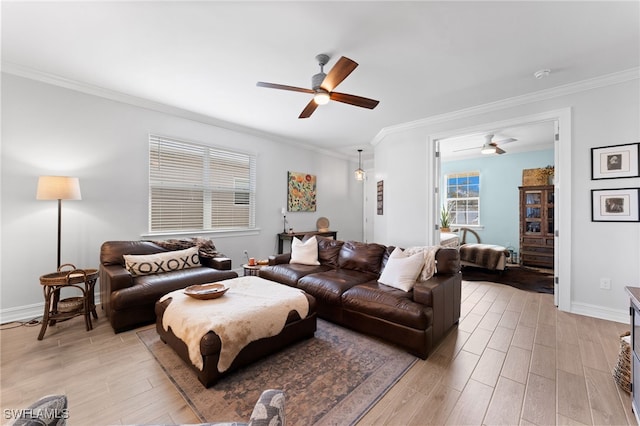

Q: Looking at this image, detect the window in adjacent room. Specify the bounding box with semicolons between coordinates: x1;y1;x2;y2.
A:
149;135;256;232
445;171;480;226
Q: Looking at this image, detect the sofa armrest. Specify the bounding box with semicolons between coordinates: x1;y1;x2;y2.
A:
414;273;461;344
201;256;232;270
268;253;291;266
248;389;285;426
100;264;133;292
434;247;460;275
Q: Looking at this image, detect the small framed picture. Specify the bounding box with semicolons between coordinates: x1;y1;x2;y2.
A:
591;188;640;222
591;142;639;180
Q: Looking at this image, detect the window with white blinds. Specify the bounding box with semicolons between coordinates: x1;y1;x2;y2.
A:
149;135;256;232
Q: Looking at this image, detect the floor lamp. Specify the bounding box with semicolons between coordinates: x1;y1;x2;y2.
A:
37;176;82;269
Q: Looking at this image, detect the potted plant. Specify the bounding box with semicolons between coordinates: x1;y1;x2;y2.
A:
440;204;452;232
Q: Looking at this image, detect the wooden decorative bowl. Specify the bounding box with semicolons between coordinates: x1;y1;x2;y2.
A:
184;283;229;300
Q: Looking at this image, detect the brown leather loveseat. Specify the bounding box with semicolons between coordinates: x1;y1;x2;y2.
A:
259;237;461;359
100;240;238;333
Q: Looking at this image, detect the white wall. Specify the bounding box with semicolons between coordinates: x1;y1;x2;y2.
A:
0;73;364;321
374;76;640;323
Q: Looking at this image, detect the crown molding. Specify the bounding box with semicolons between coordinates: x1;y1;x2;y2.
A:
1;61;351;161
371;67;640;146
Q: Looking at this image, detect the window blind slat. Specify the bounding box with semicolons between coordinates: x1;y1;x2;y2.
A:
149;135;256;232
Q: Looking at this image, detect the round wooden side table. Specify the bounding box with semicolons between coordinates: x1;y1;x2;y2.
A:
242;264;262;276
38;264;99;340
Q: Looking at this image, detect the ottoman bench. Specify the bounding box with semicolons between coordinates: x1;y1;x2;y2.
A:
155;276;317;387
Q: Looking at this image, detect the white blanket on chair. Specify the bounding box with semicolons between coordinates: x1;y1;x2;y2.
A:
160;276;309;372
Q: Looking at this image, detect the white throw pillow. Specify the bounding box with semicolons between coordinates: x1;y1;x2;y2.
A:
290;236;320;266
123;246;201;276
379;247;426;292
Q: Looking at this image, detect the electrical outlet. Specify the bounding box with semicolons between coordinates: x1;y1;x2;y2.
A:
600;278;611;290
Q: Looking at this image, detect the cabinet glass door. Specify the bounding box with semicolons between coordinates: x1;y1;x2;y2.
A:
524;190;542;234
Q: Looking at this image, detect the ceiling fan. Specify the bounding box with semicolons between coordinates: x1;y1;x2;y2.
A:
454;134;517;155
256;54;379;119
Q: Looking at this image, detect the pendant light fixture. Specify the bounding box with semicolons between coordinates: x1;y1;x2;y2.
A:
354;149;365;181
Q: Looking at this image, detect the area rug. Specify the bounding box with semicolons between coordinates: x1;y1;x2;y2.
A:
137;319;417;425
462;265;554;294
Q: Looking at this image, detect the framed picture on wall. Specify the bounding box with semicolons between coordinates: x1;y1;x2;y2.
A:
377;180;383;215
591;188;640;222
287;171;317;212
591;142;639;180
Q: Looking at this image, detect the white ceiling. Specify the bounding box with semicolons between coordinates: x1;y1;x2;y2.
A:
2;1;639;160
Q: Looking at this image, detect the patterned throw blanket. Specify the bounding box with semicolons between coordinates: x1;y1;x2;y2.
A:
459;243;509;271
160;276;309;372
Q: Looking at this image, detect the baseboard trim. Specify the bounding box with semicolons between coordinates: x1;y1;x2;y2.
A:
570;301;630;325
0;302;46;325
0;296;103;325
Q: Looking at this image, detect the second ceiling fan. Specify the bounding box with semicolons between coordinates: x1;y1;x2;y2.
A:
455;134;517;155
256;54;379;119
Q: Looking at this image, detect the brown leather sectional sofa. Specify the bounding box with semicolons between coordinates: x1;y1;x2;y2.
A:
259;237;462;359
100;240;238;332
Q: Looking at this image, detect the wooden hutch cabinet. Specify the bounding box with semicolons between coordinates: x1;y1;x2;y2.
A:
519;185;554;268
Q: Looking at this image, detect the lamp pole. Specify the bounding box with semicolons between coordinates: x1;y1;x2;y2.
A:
56;199;62;268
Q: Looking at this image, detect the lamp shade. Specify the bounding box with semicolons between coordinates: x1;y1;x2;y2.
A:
36;176;82;200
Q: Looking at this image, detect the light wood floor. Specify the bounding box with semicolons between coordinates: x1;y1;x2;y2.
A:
0;281;634;425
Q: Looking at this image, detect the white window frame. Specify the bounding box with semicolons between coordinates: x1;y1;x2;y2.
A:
445;171;480;226
148;134;256;234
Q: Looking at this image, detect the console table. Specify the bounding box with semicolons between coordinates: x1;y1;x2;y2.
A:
277;230;337;254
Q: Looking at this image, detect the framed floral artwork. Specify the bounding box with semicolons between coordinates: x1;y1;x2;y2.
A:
287;171;316;212
591;142;639;180
591;188;639;222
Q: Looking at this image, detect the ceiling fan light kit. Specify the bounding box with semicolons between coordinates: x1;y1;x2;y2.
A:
313;90;330;105
481;143;497;155
256;53;379;118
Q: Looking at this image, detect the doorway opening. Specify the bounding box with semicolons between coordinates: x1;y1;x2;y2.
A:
429;108;572;309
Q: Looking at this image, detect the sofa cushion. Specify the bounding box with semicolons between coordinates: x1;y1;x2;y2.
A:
337;241;387;275
111;267;237;311
101;240;168;266
342;282;432;330
152;236;222;258
290;236;321;266
378;247;425;292
123;246;201;276
317;236;344;267
297;269;376;305
258;264;331;288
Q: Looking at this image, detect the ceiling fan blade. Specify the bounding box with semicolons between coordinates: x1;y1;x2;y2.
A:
453;145;482;153
321;56;358;92
494;137;517;145
495;146;506;154
256;81;314;94
299;99;318;119
330;92;379;109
